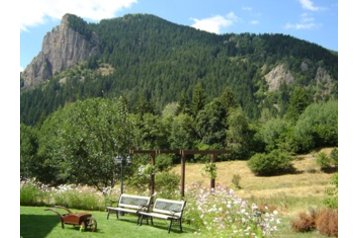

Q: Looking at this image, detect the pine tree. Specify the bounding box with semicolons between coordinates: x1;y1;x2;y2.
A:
176;91;191;115
191;83;207;117
219;87;237;110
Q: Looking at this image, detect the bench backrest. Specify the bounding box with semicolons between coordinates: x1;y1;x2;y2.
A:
118;194;151;210
152;198;186;218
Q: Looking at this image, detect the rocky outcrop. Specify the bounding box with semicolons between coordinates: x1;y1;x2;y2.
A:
314;67;335;100
22;14;99;87
264;64;294;91
315;67;333;84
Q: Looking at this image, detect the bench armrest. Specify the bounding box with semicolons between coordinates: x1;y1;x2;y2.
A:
136;205;148;213
168;210;181;219
105;199;118;207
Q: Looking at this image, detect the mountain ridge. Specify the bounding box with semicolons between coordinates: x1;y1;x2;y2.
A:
20;13;338;125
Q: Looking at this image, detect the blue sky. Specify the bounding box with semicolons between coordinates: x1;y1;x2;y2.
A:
20;0;338;71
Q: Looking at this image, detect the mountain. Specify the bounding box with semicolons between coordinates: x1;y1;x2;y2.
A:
22;14;99;87
20;13;338;125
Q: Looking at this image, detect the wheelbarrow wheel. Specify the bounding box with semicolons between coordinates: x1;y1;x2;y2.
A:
87;217;97;232
80;221;86;232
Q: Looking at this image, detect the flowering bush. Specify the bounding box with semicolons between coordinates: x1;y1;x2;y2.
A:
20;178;106;210
185;183;280;238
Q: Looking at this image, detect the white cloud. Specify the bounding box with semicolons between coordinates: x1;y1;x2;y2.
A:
298;0;319;11
190;12;238;34
301;13;315;22
250;20;259;25
20;0;137;31
284;12;319;30
284;22;317;30
242;7;252;11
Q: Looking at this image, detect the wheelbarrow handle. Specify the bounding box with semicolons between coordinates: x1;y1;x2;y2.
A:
44;208;65;228
54;206;73;214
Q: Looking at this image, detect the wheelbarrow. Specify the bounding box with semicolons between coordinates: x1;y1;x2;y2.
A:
45;206;97;232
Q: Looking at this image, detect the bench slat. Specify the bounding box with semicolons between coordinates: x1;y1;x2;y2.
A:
107;207;140;214
106;194;151;222
139;212;177;220
153;199;185;216
138;198;186;233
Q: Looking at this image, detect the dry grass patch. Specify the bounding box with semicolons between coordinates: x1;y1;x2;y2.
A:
172;149;333;213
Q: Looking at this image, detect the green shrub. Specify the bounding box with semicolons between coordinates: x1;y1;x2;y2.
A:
330;148;338;167
294;100;338;152
155;154;173;171
255;118;292;152
316;149;338;172
231;174;241;189
20;182;48;206
226;107;256;159
316;152;331;171
155;171;180;199
248;150;294;176
128;163;154;190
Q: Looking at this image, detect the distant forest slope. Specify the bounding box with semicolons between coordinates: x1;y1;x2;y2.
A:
20;14;337;126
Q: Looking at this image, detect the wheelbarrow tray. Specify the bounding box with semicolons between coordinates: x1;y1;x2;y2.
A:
45;206;97;231
62;213;92;225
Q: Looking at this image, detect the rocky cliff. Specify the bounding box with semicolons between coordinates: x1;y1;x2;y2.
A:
22;14;99;87
264;64;294;91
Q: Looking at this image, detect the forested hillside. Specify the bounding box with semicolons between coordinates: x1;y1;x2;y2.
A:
20;14;338;186
21;14;337;126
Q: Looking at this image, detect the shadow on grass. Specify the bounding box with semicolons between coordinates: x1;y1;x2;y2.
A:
140;220;197;234
109;215;196;234
255;167;303;177
20;214;59;238
108;216;141;225
321;167;338;174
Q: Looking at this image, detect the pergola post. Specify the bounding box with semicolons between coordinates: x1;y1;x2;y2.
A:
180;150;186;198
210;153;217;190
150;152;156;196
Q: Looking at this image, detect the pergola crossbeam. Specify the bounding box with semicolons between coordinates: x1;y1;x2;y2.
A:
129;149;230;197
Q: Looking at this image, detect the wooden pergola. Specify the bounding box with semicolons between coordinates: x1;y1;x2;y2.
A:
129;149;230;197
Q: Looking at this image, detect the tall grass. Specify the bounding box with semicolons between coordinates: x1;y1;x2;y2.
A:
20;182;49;206
20;180;106;211
53;190;105;211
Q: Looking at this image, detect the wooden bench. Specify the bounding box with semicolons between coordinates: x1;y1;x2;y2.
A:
138;198;186;233
106;194;151;223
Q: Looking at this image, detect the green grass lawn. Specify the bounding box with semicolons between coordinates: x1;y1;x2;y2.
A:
20;206;197;238
21;206;329;238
